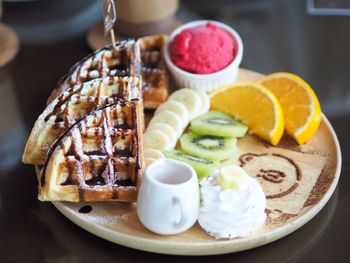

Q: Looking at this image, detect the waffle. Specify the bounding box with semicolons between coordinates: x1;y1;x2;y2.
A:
47;36;169;109
138;35;169;109
47;39;141;104
38;102;144;202
23;76;141;165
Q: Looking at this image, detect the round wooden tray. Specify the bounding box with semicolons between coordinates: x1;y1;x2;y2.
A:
52;69;342;255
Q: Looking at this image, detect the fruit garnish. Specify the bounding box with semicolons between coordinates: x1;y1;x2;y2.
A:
217;164;249;191
148;110;183;137
143;129;173;151
259;72;321;144
164;150;219;179
180;132;236;161
155;100;189;128
190;111;247;138
209;82;284;145
144;148;165;160
195;89;211;115
168;88;202;119
147;123;177;149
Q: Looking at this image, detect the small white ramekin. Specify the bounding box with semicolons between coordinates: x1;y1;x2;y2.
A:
164;20;243;93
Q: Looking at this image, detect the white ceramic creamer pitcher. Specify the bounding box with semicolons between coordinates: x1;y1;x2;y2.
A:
137;159;199;235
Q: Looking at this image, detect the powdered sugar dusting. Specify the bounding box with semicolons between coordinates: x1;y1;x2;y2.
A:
81;211;137;228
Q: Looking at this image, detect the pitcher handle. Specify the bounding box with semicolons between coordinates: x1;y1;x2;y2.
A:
172;196;190;229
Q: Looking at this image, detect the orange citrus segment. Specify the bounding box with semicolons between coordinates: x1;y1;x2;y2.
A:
209;82;284;145
259;72;321;144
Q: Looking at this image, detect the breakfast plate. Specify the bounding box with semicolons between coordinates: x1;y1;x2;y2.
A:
51;69;342;255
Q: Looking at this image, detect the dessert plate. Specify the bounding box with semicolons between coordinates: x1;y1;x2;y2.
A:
51;69;341;255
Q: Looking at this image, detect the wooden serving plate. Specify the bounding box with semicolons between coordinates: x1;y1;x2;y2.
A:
52;69;342;255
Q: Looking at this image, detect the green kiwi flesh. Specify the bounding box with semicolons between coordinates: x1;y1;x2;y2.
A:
164;150;219;180
190;111;248;138
180;132;237;161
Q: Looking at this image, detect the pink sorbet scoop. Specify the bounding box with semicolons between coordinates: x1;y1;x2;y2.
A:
170;22;237;74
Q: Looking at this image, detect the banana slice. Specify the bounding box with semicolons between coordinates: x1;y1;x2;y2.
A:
155;101;189;128
143;130;172;151
147;123;177;149
217;164;249;191
148;110;183;137
145;158;157;166
194;89;210;115
144;148;165;160
168;88;202;120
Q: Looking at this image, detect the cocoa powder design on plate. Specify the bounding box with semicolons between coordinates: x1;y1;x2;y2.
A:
239;152;302;199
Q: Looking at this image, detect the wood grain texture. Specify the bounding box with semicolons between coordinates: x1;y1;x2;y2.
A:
52;69;341;255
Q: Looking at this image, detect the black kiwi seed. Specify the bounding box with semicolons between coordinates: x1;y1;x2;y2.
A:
191;136;225;151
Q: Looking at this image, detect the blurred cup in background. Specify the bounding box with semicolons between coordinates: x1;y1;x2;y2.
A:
0;72;26;172
115;0;179;37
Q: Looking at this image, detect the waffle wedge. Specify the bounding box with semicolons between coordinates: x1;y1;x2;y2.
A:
138;35;169;109
47;36;169;109
38;102;144;202
47;39;141;104
23;76;141;165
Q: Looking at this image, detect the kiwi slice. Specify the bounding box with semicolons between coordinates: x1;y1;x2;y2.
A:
180;132;236;161
164;150;219;180
190;111;248;138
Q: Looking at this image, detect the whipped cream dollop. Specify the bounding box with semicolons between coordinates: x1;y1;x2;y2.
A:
198;166;266;239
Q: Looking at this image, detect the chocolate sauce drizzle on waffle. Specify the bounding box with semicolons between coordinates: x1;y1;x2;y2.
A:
48;40;141;103
140;45;165;90
46;36;168;110
40;102;142;202
70;40;139;80
39;77;139;157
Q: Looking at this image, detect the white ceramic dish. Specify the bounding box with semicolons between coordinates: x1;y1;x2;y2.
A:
164;20;243;92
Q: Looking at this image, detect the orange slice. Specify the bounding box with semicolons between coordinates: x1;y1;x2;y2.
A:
259;72;321;144
209;82;284;145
